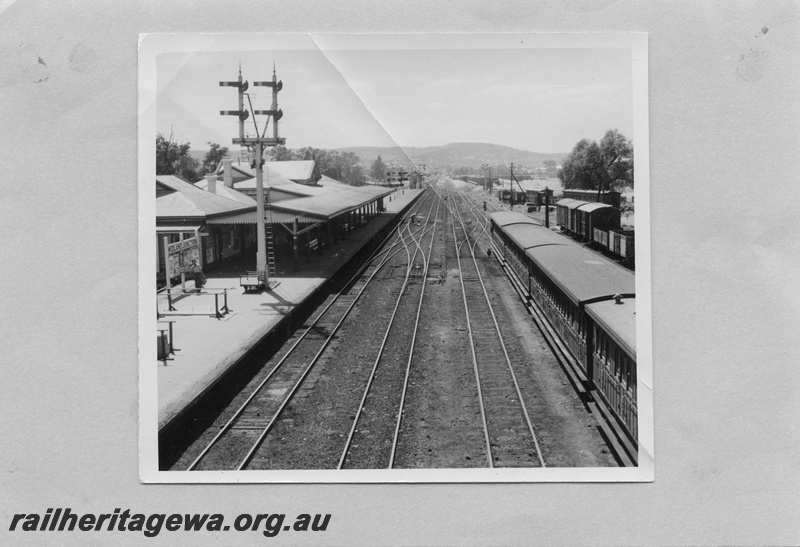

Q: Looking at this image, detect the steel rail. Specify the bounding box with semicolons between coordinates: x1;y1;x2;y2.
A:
185;189;432;471
445;185;493;467
337;194;441;469
387;192;443;469
462;191;545;467
236;191;439;470
453;190;546;467
450;187;546;468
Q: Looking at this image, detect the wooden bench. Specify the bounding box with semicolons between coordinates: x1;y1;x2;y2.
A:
239;271;264;292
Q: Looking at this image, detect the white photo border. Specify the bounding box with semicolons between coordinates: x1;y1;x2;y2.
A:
138;32;653;483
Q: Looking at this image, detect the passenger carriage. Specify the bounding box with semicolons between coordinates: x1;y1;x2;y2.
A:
488;211;637;448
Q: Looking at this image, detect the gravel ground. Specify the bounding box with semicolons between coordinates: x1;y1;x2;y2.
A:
171;185;618;470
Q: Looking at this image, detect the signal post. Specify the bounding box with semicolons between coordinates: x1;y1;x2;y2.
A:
220;65;284;289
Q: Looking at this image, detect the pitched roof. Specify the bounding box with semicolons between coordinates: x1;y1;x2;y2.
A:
319;176;395;199
232;168;308;193
269;182;391;220
193;178;257;206
156;175;254;220
217;158;322;185
265;160;319;183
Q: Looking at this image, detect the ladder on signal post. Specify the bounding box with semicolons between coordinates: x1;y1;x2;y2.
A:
266;223;276;277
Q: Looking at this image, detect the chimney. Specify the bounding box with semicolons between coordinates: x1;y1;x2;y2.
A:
205;174;217;194
222;158;233;187
614;294;623;305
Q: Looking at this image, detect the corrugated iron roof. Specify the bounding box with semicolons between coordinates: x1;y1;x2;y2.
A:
194;179;257;206
156;176;253;218
228;166;297;189
270;187;379;219
265;160;318;182
205;210;320;225
319;176;395;199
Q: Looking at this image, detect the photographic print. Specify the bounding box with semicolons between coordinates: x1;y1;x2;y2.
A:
138;33;652;482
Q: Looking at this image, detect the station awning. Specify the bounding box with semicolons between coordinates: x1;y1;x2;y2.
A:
156;225;202;233
204;210;320;225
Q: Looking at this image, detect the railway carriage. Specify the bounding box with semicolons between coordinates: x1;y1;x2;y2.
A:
576;202;620;243
556;199;621;241
585;298;637;438
607;229;635;261
555;198;583;235
488;211;638;451
556;197;634;263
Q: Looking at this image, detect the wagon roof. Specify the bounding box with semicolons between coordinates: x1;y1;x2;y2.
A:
488;211;540;228
555;198;586;209
503;224;566;250
578;202;616;213
525;242;635;304
585;298;636;356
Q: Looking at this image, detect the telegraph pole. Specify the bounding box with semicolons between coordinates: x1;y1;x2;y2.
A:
509;162;525;205
221;63;285;289
510;163;515;205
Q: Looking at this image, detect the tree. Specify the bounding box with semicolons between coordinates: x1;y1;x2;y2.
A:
201;142;229;176
558;130;633;197
268;145;297;161
597;129;634;194
370;155;387;182
156;131;200;182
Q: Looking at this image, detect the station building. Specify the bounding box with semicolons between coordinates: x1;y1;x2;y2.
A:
408;167;425;189
156;159;395;285
156;175;257;286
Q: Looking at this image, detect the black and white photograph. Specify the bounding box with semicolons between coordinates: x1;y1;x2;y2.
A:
4;1;799;545
139;33;652;482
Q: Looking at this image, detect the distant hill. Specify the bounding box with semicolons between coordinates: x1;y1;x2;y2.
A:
189;142;567;172
336;143;567;170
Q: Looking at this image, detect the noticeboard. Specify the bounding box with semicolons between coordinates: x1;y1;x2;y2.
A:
165;236;200;279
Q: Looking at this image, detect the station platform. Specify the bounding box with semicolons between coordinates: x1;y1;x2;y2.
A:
156;188;426;431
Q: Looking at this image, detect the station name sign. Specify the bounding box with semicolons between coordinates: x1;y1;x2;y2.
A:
165;236;200;280
167;237;198;254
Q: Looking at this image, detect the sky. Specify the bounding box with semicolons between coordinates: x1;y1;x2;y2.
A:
155;35;637;154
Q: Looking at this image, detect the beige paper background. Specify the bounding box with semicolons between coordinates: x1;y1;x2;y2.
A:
1;1;798;545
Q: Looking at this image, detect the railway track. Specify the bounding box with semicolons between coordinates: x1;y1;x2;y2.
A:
453;182;635;466
448;188;546;468
169;180;619;471
338;192;443;469
176;190;437;471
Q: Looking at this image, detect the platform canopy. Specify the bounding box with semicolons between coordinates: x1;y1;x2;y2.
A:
270;187;382;220
204;210;320;225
